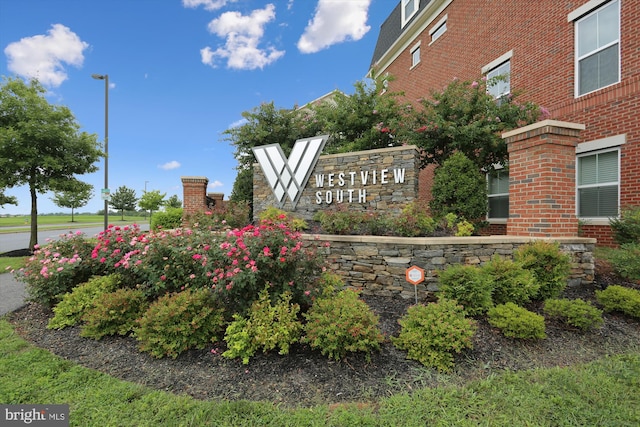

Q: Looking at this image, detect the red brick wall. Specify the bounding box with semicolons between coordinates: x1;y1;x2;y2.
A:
181;177;208;217
382;0;639;243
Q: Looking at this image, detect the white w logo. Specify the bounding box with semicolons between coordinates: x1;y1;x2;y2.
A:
252;135;328;209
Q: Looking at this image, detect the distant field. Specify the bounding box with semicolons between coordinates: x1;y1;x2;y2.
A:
0;214;148;230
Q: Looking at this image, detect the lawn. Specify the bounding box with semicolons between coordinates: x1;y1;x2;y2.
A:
0;318;638;426
0;214;148;234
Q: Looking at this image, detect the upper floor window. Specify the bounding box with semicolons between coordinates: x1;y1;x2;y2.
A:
411;42;421;68
572;0;620;96
482;51;512;99
429;15;447;43
402;0;419;27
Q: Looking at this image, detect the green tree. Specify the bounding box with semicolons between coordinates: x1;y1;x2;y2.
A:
0;77;102;249
51;180;93;222
165;194;182;209
404;76;547;172
139;190;166;221
109;186;138;221
0;191;17;207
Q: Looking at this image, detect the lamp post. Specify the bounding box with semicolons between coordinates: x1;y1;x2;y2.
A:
92;74;109;231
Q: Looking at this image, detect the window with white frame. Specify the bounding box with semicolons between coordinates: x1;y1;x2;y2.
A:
572;0;620;96
411;42;421;67
487;169;509;219
402;0;419;27
486;60;510;99
577;149;619;218
429;16;447;43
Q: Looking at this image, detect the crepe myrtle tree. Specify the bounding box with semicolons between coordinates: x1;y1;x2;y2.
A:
139;190;166;221
50;180;94;222
109;185;138;221
0;77;102;250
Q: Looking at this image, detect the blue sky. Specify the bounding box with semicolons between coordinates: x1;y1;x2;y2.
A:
0;0;393;215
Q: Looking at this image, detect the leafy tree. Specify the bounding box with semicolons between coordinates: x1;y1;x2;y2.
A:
430;152;487;225
0;77;102;249
139;190;166;221
403;76;547;172
0;191;17;207
51;180;93;221
311;77;410;153
165;194;182;209
109;186;138;220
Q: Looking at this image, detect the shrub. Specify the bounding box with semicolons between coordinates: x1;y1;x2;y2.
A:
151;207;183;231
135;288;225;358
392;299;477;372
487;303;546;340
80;288;149;339
609;206;640;245
258;207;307;231
313;206;364;235
514;241;571;300
608;243;640;282
454;220;475;236
89;224;149;282
481;256;539;306
47;274;122;330
222;288;302;364
303;288;384;361
595;285;640;319
429;152;487;226
543;298;603;331
390;201;436;237
183;201;250;232
15;231;96;306
437;264;493;315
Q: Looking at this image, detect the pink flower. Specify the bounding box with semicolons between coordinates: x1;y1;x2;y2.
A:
471;81;479;88
160;275;167;281
192;254;202;260
263;247;272;256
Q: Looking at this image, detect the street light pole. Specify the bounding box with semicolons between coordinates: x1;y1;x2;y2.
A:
92;74;109;231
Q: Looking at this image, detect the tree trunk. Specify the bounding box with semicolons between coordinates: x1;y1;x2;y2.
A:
29;185;38;251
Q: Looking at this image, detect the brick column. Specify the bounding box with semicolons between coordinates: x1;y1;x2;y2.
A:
181;176;209;217
503;120;584;237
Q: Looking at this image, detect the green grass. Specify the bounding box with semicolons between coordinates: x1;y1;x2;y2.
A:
1;318;638;426
0;256;27;272
0;214;148;234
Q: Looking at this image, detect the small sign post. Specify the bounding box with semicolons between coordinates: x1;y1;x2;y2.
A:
101;188;111;201
406;265;425;304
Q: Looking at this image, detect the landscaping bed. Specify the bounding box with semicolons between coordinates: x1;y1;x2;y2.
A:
7;265;640;408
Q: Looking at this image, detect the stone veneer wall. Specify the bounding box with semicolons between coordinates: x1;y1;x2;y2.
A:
253;145;420;222
304;234;595;300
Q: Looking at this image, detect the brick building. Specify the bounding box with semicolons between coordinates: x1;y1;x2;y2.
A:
370;0;638;245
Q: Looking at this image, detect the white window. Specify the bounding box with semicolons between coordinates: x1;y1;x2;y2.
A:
573;0;620;96
410;42;421;67
402;0;419;27
487;170;509;219
486;60;511;99
429;15;447;44
577;149;619;218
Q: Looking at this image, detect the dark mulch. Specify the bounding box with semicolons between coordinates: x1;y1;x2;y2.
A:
6;265;640;408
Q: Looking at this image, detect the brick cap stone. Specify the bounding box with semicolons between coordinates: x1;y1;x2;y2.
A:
181;176;209;183
502;120;586;139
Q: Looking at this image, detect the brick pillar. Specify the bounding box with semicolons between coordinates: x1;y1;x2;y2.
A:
503;120;584;237
181;176;209;217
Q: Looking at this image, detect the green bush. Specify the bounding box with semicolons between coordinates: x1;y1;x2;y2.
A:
313;206;364;235
608;243;640;282
303;288;384;361
135;288;225;359
487;303;546;340
80;288;149;339
258;207;307;231
437;264;494;315
543;298;603;331
609;206;640;245
482;256;539;306
223;288;302;364
390;201;436;237
429;152;487;226
392;299;477;372
596;285;640;319
15;231;96;306
150;207;183;231
514;241;571;300
47;274;121;330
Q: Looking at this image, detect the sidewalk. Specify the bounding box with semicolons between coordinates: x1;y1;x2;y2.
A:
0;273;27;316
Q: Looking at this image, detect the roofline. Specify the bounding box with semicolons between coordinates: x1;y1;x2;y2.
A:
370;0;453;79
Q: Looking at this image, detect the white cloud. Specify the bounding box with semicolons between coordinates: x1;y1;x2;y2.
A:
297;0;371;54
228;118;248;128
159;161;181;170
208;180;223;189
182;0;235;11
4;24;89;87
201;4;284;70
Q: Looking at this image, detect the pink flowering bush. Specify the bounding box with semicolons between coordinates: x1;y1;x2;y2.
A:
89;224;149;284
16;231;95;306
